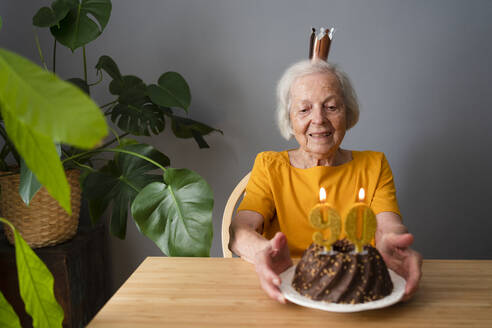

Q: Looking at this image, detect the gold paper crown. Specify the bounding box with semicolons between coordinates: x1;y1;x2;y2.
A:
309;27;335;61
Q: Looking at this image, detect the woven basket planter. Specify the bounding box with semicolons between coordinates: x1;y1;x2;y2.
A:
0;169;81;248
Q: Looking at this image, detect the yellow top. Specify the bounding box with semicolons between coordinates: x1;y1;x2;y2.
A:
237;150;401;257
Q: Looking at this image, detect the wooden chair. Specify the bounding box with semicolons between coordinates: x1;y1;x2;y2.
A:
221;172;250;258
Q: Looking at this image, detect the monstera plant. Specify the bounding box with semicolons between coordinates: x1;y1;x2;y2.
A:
0;2;221;326
0;26;106;328
1;0;221;255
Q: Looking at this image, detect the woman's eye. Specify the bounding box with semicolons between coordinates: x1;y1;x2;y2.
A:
299;108;309;113
325;105;337;111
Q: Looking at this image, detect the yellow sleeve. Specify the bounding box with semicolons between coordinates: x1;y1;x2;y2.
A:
371;153;401;217
236;152;275;221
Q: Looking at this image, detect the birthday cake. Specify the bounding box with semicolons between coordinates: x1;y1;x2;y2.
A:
291;239;393;304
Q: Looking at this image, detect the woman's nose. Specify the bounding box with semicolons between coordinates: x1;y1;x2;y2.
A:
311;106;325;124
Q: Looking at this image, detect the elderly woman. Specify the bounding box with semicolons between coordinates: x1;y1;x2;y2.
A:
229;59;422;304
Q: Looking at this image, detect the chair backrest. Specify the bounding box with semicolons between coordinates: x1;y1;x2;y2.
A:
222;172;251;258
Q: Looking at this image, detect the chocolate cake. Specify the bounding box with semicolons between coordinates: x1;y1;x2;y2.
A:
292;239;393;304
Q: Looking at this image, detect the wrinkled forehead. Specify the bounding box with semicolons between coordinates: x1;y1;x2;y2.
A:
290;72;343;102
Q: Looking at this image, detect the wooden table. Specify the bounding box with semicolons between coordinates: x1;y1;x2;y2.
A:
89;258;492;327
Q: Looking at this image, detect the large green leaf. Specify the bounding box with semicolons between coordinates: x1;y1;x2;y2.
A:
50;0;112;51
0;290;21;328
1;109;71;213
170;115;223;148
147;72;191;111
82;143;170;238
0;48;107;149
131;168;213;257
67;77;90;95
32;0;71;28
0;218;64;328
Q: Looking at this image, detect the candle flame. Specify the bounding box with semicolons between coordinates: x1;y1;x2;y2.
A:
319;187;326;202
358;188;365;201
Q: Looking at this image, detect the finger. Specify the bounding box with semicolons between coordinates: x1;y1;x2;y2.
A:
402;252;423;300
389;249;417;279
262;280;286;303
385;233;414;249
257;268;286;303
384;256;405;277
256;244;293;277
271;232;287;252
256;259;282;287
389;247;410;263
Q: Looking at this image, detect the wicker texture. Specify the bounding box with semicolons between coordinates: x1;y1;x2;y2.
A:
0;170;81;248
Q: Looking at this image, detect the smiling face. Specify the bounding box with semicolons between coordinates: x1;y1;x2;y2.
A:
289;72;347;158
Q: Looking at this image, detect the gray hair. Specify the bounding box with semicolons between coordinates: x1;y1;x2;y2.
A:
276;60;360;140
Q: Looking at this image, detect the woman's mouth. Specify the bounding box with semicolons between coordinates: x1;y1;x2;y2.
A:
308;132;332;138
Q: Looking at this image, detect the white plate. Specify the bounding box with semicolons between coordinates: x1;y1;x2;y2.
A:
279;265;406;312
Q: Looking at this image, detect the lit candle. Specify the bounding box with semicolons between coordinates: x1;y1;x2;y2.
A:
309;187;341;251
345;188;377;253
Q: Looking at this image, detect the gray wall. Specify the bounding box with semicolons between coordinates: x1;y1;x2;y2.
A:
1;0;491;292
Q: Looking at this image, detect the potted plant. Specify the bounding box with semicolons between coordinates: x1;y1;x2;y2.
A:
1;0;221;255
0;18;107;328
0;1;221;326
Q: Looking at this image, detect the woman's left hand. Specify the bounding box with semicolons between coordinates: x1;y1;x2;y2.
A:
377;232;423;301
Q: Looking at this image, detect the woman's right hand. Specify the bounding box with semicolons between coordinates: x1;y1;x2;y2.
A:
253;232;293;303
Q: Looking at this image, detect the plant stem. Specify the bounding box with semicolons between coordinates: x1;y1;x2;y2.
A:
34;29;48;70
100;100;118;109
108;126;121;144
83;46;87;83
109;149;167;171
61;150;100;165
62;148;167;172
53;39;57;73
88;70;103;87
62;149;95;172
72;161;95;172
98;132;129;149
